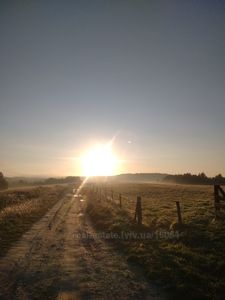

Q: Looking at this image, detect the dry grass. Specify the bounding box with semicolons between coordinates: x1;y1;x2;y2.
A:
85;182;225;300
93;182;214;227
0;185;70;257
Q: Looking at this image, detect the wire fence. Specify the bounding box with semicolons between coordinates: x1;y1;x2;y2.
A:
90;184;187;226
85;183;225;228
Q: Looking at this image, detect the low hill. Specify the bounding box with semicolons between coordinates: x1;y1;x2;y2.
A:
112;173;168;182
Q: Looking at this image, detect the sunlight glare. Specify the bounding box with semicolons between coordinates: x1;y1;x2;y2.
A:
82;144;117;176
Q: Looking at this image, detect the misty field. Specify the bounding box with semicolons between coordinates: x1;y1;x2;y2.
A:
85;182;225;300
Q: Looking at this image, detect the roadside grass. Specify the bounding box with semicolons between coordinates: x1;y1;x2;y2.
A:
0;185;72;257
84;182;225;300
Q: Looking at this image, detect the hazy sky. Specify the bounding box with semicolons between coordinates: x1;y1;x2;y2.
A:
1;0;225;177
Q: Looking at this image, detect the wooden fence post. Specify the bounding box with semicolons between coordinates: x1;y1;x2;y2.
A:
214;185;225;218
119;194;122;208
214;185;220;218
176;201;182;224
134;196;142;226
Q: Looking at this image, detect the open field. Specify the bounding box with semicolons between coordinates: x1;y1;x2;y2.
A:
91;182;216;227
85;182;225;299
1;181;224;299
0;184;166;299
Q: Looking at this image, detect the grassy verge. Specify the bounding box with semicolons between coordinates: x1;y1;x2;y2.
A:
85;184;225;300
0;185;71;257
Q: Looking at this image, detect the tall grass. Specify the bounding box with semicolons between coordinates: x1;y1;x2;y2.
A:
0;185;70;257
85;182;225;299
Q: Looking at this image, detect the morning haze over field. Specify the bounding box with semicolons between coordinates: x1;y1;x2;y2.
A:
1;1;225;178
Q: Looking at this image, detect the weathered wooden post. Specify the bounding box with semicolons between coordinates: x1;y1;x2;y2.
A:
134;196;142;226
176;201;182;224
214;185;225;218
119;194;122;208
111;190;113;200
214;185;220;218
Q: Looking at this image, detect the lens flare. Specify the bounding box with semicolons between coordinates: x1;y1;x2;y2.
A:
81;143;117;176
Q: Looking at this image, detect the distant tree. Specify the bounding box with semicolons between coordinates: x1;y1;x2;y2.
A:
215;174;223;179
199;172;206;178
0;172;9;190
162;172;211;185
44;176;81;185
64;176;81;183
213;174;225;185
18;180;29;186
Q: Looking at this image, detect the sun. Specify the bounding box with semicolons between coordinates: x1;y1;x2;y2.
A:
82;143;117;176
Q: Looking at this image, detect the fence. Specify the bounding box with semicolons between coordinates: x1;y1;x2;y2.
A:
91;184;185;227
214;185;225;219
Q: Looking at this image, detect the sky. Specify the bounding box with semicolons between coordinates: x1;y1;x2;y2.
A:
1;0;225;178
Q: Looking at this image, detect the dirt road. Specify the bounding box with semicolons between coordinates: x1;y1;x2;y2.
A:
0;190;167;299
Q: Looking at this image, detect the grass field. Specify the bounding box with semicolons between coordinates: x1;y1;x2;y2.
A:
84;182;225;300
0;185;71;258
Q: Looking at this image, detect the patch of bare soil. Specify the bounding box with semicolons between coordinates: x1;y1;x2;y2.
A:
0;191;167;299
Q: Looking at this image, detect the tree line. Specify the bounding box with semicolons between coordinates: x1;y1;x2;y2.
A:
44;176;81;185
162;172;225;185
19;176;81;186
0;173;81;190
